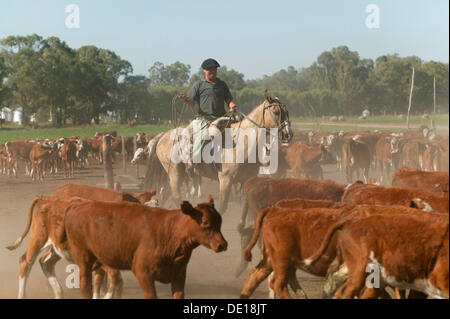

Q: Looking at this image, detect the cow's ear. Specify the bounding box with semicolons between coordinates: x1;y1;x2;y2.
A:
204;194;214;207
180;201;201;220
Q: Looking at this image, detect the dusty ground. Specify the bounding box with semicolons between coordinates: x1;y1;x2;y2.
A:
0;161;346;299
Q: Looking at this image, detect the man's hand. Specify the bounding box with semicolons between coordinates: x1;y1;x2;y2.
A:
178;94;194;107
229;101;237;113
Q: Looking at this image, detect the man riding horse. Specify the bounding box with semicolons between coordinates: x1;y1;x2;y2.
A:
177;58;238;176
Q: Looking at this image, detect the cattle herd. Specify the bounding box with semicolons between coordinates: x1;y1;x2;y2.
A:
1;125;449;299
0;131;150;181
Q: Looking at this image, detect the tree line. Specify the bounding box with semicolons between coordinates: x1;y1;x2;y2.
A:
0;34;448;126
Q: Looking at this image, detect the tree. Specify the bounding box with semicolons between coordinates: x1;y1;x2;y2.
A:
149;61;190;87
0;34;45;123
116;75;151;123
72;46;132;124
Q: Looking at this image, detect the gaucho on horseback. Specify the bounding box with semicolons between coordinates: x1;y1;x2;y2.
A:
177;58;238;176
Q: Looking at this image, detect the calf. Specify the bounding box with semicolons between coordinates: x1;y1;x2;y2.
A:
63;195;227;298
240;206;344;299
304;212;449;299
391;167;449;193
5;196;122;299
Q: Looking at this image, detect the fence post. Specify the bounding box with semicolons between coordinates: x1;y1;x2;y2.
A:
133;136;139;179
121;136;127;174
103;135;114;189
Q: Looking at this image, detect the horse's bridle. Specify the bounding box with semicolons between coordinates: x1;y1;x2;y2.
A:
233;100;293;144
261;101;293;143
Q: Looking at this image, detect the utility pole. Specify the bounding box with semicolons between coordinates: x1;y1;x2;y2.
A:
406;67;415;130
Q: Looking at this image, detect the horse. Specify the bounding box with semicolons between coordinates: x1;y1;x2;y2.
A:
143;91;293;213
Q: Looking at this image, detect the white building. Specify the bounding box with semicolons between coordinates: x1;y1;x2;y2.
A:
13;107;23;125
1;107;13;122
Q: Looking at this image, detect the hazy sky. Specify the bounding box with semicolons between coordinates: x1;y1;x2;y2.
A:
0;0;448;80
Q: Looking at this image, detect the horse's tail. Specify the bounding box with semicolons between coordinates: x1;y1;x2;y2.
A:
143;132;168;192
243;206;273;262
6;196;43;250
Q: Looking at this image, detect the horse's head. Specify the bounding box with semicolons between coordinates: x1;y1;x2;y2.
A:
262;90;293;143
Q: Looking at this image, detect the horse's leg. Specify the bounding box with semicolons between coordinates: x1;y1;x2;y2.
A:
168;167;182;207
218;173;232;214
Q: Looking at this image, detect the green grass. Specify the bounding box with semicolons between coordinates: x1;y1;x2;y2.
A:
0;123;171;143
291;113;449;126
1;113;448;143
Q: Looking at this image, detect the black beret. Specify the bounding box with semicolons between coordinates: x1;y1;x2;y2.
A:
201;58;220;70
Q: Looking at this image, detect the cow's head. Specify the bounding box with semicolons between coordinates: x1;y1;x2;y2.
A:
180;195;227;253
131;147;147;165
390;137;400;154
410;198;437;213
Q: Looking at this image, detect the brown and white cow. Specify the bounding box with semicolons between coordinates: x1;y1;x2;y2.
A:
304;212;449;299
4;140;34;177
341;182;449;214
391;167;449;193
63;195;227;298
5;196;122;299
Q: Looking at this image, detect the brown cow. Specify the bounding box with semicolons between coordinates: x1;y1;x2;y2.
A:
280;141;331;179
341;182;449;214
304;212;449;299
392;167;449;193
240;206;345;299
341;136;371;183
63;195;227;298
50;183;157;205
28;143;57;181
5;196;122;299
60;140;77;178
4;140;34;177
236;177;346;277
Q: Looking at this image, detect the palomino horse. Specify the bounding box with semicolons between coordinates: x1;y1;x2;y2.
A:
144;91;293;213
